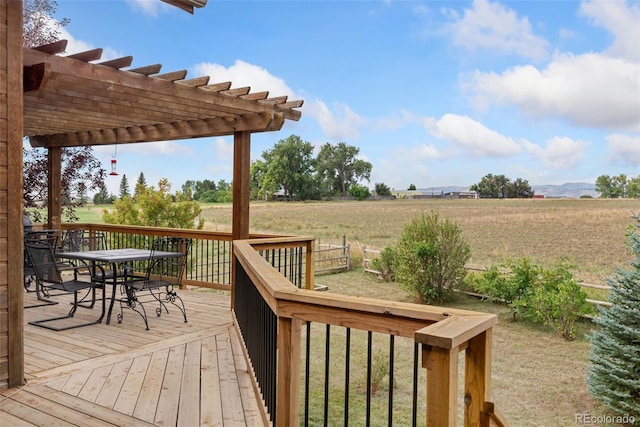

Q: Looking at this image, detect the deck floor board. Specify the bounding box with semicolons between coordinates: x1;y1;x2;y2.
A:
1;289;267;426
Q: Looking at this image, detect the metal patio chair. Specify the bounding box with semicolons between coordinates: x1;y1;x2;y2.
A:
118;237;191;330
25;240;106;331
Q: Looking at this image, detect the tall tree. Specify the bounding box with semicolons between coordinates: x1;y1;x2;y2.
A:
587;213;640;417
134;172;147;198
23;147;105;222
119;174;130;199
594;174;640;198
508;178;534;198
315;142;372;197
256;135;316;201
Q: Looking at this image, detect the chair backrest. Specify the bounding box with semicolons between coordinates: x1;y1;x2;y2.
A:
25;240;63;285
62;230;108;252
146;237;191;284
24;231;59;269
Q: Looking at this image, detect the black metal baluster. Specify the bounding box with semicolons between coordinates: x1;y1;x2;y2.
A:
366;331;372;427
345;327;351;427
324;324;331;427
388;335;395;427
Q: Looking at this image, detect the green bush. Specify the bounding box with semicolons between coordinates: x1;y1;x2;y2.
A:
471;258;593;340
470;258;540;319
394;211;470;304
525;262;593;340
370;246;396;282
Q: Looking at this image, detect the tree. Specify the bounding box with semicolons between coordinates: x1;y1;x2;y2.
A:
23;147;105;222
348;184;370;200
587;213;640;417
316;142;372;197
470;174;533;198
23;0;69;48
103;178;203;229
134;172;147;198
393;211;471;304
93;183;113;205
507;178;534;198
408;184;416;191
119;174;130;199
256;135;316;201
628;176;640;199
374;182;392;196
596;174;639;198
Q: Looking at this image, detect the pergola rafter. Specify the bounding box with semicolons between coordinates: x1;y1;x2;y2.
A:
23;40;302;149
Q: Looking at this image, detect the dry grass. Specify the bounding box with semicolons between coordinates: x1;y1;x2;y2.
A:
320;271;606;426
199;198;639;285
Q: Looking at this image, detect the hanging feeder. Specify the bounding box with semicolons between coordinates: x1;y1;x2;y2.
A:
109;144;119;176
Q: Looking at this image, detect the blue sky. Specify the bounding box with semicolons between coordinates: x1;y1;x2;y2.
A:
50;0;639;195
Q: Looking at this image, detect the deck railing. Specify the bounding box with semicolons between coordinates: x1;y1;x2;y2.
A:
58;223;508;425
60;224;315;291
233;239;509;427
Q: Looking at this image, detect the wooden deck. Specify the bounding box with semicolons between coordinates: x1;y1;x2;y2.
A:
0;287;267;426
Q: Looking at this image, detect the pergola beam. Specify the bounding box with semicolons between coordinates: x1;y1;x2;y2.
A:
30;111;285;147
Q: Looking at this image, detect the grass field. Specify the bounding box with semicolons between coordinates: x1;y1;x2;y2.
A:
195;198;638;286
79;198;638;425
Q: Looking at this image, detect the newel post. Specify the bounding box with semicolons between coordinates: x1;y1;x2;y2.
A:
422;344;459;426
276;316;301;426
465;329;492;427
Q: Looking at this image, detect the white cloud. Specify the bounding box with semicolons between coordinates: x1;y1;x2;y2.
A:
121;140;195;156
375;110;420;131
126;0;172;17
425;114;522;157
523;136;589;169
467;53;640;132
606;134;640;166
305;99;366;140
580;0;640;62
194;60;296;99
210;137;233;160
59;26;122;61
442;0;549;61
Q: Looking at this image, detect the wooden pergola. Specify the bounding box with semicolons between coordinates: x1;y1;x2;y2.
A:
1;0;302;389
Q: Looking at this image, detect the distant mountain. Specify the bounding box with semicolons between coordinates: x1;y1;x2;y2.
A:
416;182;597;199
532;182;596;198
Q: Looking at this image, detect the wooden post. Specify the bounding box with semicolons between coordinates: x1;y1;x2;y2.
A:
465;330;492;427
423;345;458;426
232;131;250;241
305;239;314;290
231;131;251;309
276;316;301;427
4;0;25;389
47;146;62;233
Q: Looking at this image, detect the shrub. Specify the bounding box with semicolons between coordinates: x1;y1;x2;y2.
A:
394;211;470;304
470;258;540;319
370;246;396;282
525;262;593;340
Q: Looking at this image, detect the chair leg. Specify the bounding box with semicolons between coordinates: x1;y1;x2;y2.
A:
118;287;150;330
159;288;188;323
28;290;104;331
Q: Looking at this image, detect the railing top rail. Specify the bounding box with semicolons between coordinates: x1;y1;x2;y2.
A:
62;223;297;242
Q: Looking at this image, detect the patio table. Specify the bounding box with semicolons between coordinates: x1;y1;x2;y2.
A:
56;248;184;325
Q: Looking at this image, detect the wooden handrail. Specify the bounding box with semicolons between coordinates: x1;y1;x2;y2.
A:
233;239;506;426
